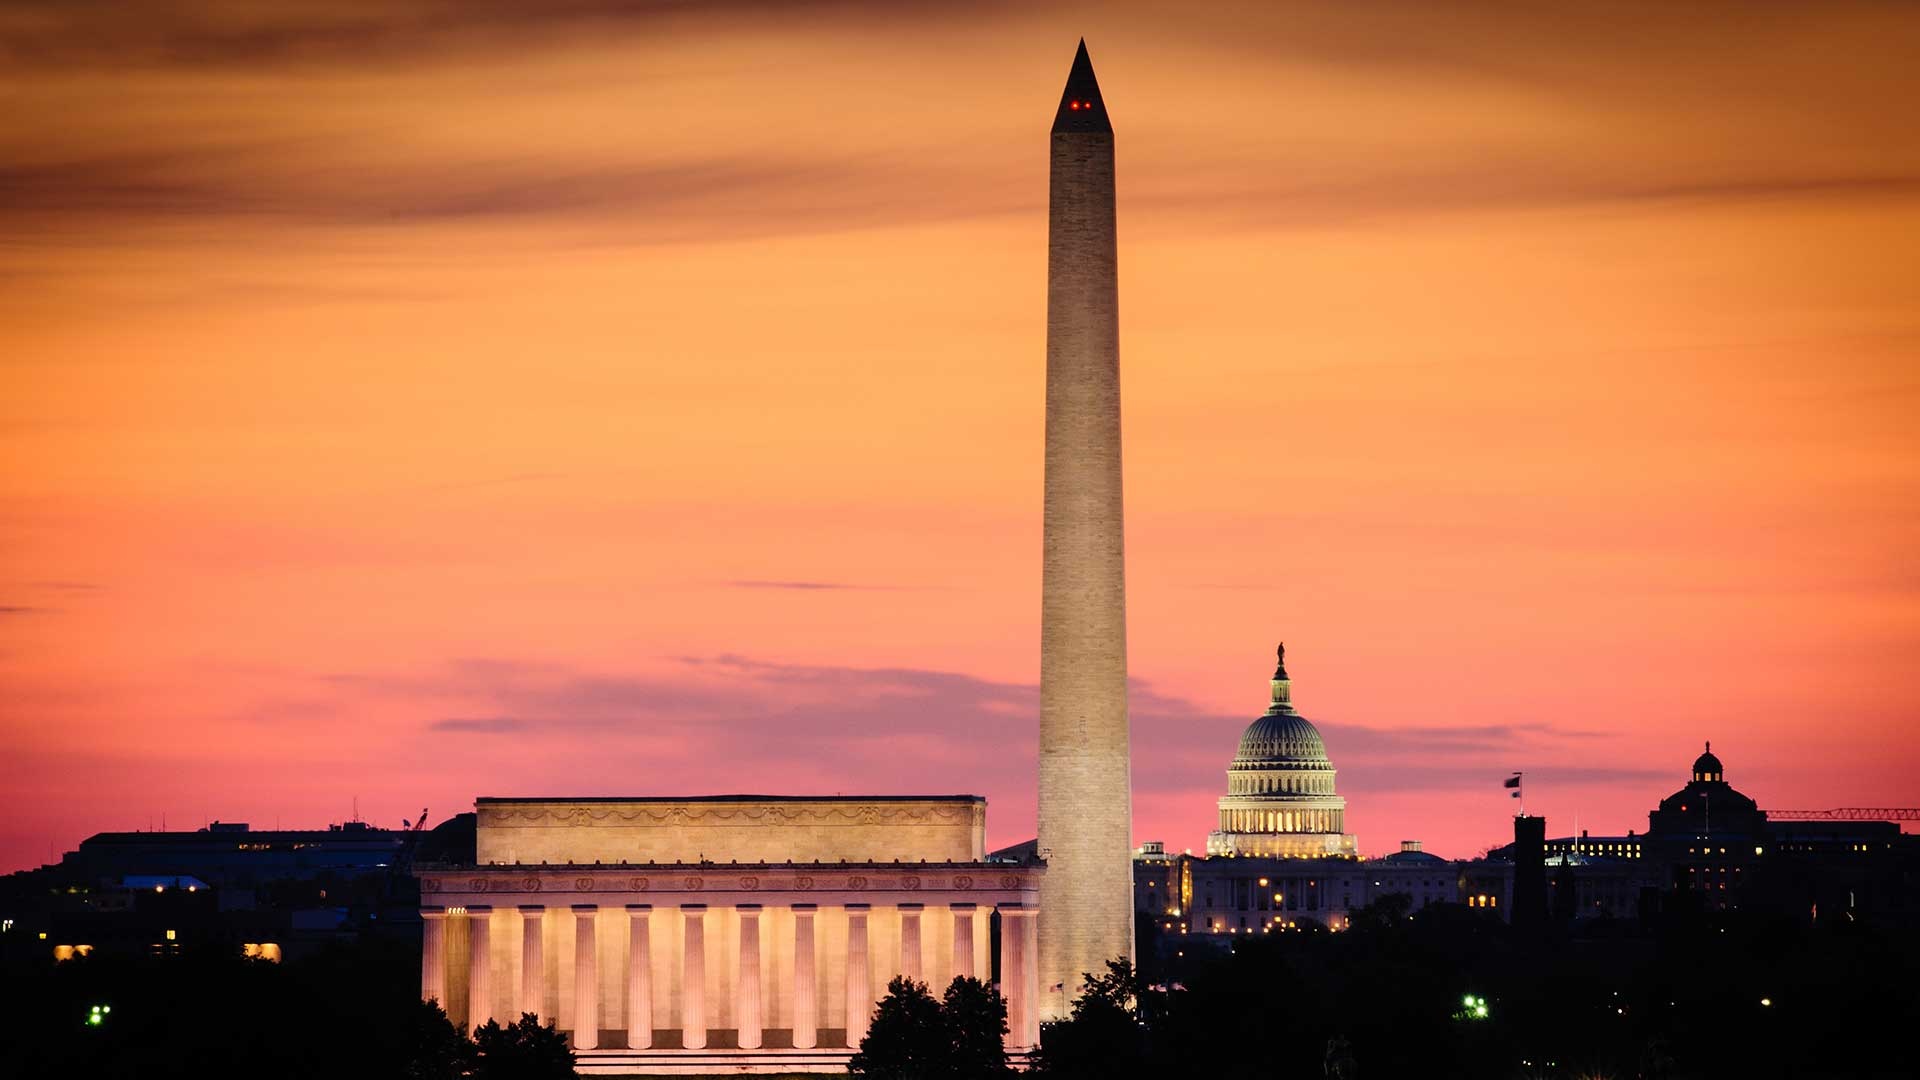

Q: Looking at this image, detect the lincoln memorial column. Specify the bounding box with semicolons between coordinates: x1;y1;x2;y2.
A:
467;906;494;1032
950;903;976;980
1019;907;1041;1046
998;904;1038;1049
518;906;545;1021
845;904;871;1046
735;905;764;1049
625;905;652;1049
572;905;599;1050
421;907;447;1006
791;904;818;1050
898;903;923;983
681;904;708;1050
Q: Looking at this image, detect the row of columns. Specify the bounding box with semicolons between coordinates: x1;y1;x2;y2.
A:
1223;808;1340;833
423;901;1038;1050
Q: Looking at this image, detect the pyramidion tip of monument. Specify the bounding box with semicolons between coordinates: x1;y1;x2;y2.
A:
1053;38;1111;135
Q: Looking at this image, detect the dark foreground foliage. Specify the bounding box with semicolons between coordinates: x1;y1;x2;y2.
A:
0;935;574;1080
1030;897;1920;1080
849;974;1012;1080
472;1012;575;1080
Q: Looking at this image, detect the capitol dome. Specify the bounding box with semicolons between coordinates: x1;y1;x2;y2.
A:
1206;644;1357;859
1234;711;1331;767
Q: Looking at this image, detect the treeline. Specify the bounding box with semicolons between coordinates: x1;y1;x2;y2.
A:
8;895;1914;1078
1024;894;1919;1079
0;937;572;1079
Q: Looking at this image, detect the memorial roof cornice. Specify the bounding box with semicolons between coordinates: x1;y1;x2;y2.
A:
474;794;985;805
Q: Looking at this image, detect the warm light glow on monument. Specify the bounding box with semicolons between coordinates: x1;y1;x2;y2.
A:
1037;37;1132;1021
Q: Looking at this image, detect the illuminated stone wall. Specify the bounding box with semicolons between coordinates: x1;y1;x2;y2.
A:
474;796;986;866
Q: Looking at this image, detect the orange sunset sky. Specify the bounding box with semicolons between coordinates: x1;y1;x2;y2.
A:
3;2;1918;872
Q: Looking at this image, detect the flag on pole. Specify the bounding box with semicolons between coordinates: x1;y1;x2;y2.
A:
1504;773;1522;798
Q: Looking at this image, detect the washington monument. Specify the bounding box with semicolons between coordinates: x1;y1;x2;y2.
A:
1036;39;1133;1018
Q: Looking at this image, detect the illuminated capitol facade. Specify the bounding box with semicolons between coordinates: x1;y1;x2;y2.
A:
1206;645;1357;859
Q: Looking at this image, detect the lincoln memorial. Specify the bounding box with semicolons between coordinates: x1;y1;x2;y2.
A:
418;795;1042;1074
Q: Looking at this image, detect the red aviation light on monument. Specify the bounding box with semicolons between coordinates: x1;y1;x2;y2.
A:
1051;40;1112;135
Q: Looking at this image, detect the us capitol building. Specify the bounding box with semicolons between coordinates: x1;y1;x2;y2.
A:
1205;645;1357;859
1140;659;1914;947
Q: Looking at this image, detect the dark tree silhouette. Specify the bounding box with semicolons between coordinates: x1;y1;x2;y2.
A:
1030;959;1145;1079
472;1011;575;1080
403;998;476;1080
850;976;948;1080
940;976;1012;1079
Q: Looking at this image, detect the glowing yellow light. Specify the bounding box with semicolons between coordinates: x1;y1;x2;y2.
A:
165;929;176;941
1760;997;1771;1007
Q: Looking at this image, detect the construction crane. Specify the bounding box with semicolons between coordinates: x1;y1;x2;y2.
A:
395;808;430;876
1767;808;1920;821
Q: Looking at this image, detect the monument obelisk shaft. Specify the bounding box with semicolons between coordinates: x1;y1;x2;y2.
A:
1037;39;1132;1020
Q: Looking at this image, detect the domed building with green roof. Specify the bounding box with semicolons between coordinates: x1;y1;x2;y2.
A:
1205;646;1358;859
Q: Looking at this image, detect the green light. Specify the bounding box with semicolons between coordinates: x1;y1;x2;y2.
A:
1463;995;1475;1007
1475;1004;1489;1018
